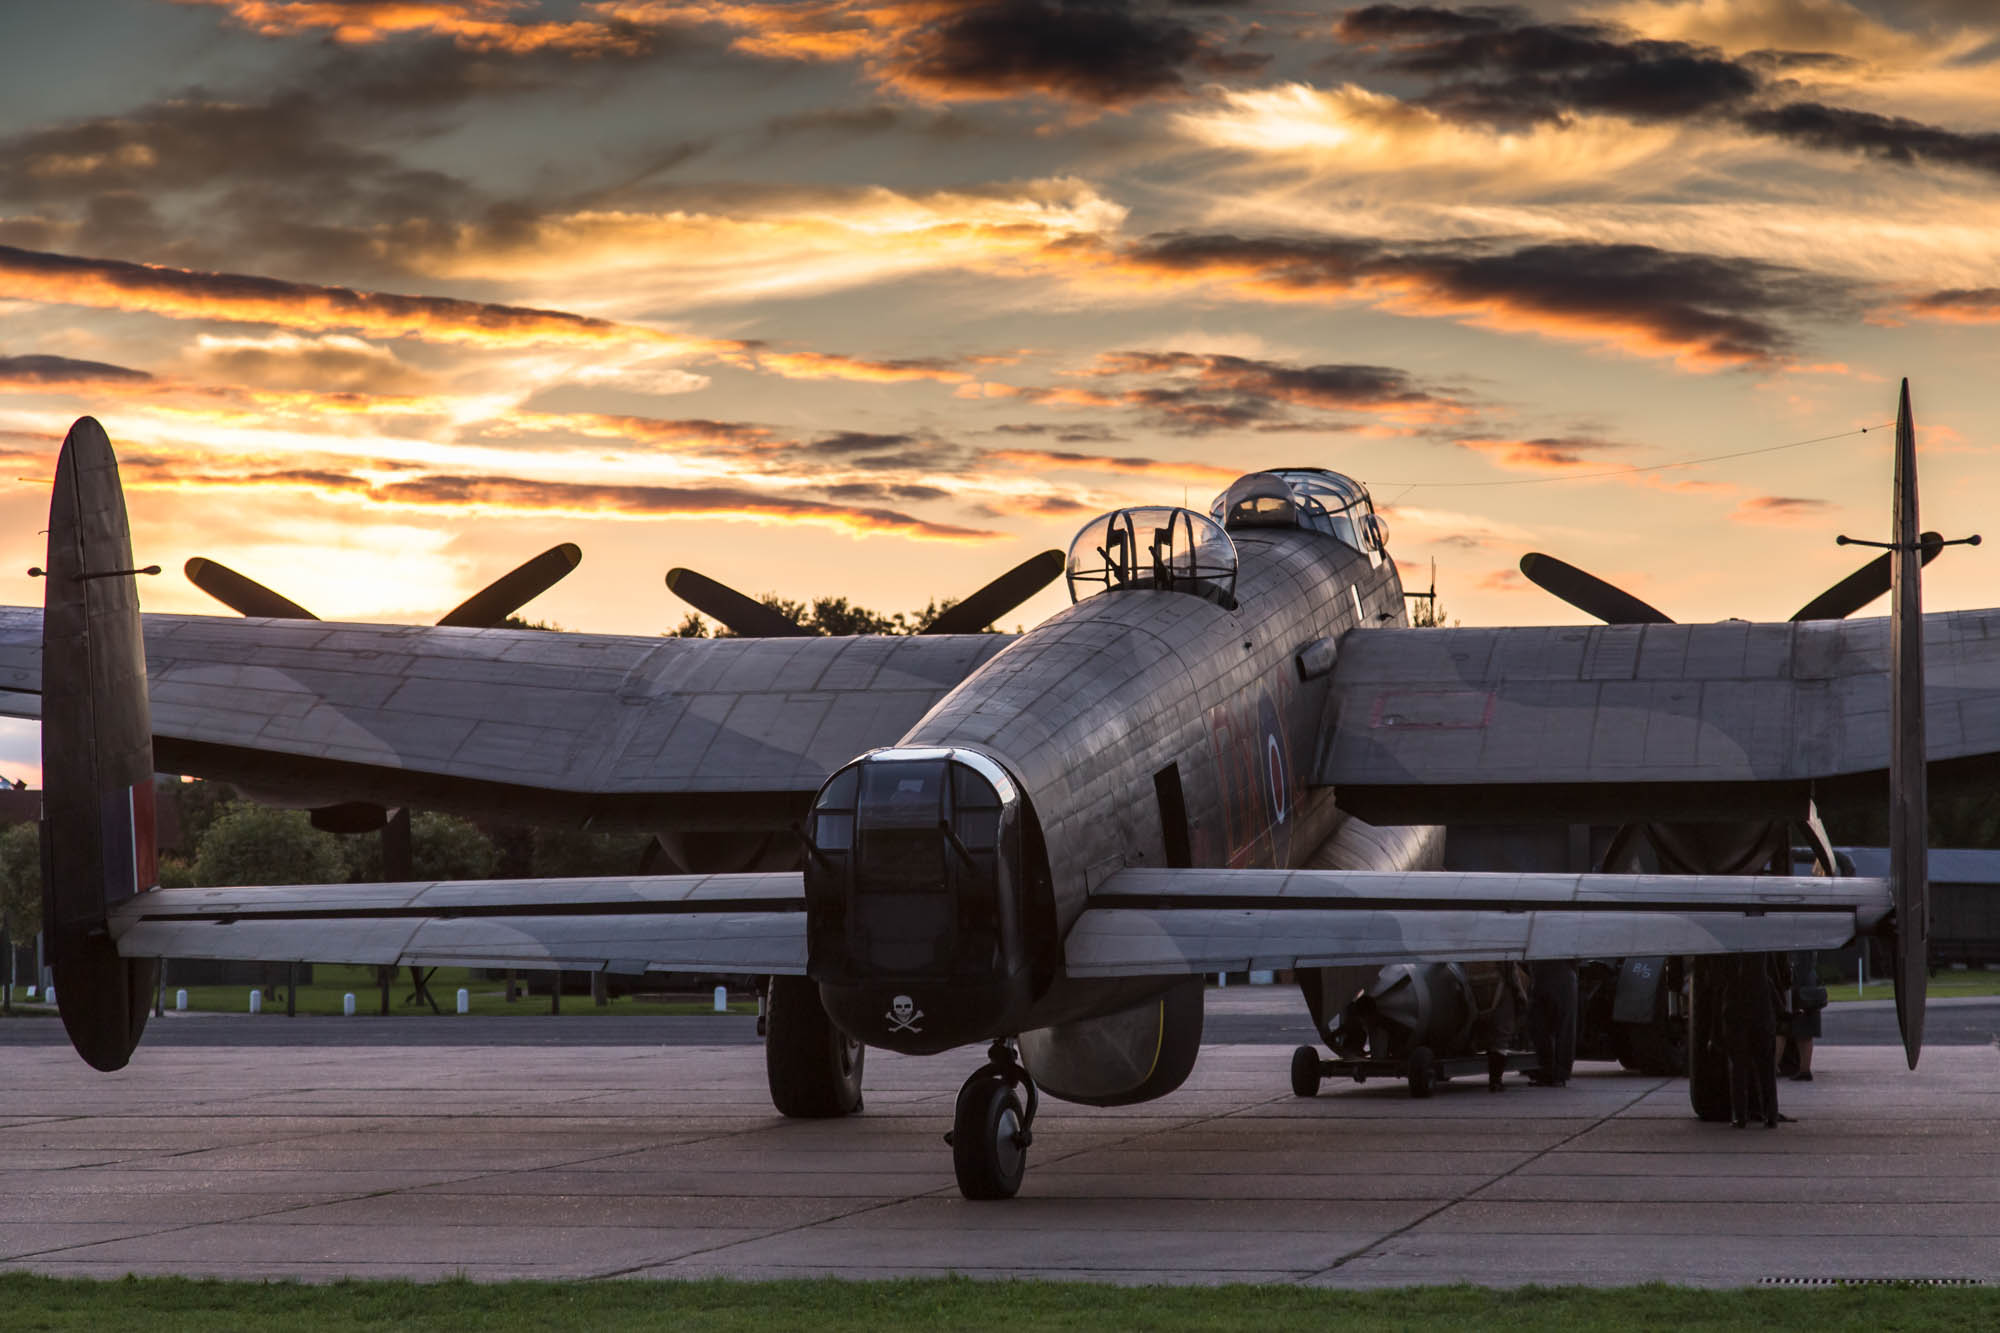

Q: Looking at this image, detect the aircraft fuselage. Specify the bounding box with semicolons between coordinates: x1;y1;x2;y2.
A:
806;523;1414;1054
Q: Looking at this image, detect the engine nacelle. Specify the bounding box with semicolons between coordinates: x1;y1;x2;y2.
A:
1019;977;1204;1107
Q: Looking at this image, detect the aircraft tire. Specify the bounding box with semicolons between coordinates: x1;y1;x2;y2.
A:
764;975;864;1118
1406;1045;1436;1099
1290;1044;1323;1098
952;1075;1027;1200
1686;957;1733;1122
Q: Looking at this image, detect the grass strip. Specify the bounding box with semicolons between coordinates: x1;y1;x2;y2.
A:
1;1275;1995;1332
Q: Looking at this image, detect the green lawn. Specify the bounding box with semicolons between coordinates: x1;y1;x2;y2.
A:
160;964;756;1018
0;1276;1992;1332
1827;968;2000;1003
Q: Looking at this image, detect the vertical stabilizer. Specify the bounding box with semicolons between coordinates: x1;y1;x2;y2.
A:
1888;380;1928;1068
39;417;159;1071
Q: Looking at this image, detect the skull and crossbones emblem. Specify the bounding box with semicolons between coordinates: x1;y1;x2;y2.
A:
886;994;924;1034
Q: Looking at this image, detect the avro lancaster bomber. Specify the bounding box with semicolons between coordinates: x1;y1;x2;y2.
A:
8;383;1976;1197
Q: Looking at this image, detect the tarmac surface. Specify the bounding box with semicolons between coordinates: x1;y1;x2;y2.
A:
3;989;1996;1287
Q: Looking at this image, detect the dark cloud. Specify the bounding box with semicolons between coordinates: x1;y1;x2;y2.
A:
825;481;953;503
991;422;1126;444
1084;232;1838;366
1905;287;2000;322
1101;351;1452;414
884;0;1266;107
0;353;152;384
1329;5;2000;178
0;243;659;346
372;473;996;539
1742;102;2000;175
1336;7;1756;128
806;431;929;455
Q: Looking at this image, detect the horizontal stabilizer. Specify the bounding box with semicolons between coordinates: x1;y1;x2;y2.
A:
1065;868;1887;978
111;872;807;976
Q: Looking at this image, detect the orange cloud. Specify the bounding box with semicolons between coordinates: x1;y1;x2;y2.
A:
735;348;973;384
180;0;655;54
1455;436;1625;472
0;244;704;348
1732;494;1833;524
107;455;995;541
986;448;1241;486
1902;288;2000;325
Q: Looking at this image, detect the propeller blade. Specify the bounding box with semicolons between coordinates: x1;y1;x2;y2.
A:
1790;531;1943;622
924;550;1064;635
665;567;813;638
437;543;582;628
184;557;320;620
1517;553;1673;626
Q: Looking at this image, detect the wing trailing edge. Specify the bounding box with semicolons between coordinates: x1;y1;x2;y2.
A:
1064;868;1887;979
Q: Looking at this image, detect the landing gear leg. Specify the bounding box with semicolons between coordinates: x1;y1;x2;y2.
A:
764;975;864;1118
948;1039;1037;1200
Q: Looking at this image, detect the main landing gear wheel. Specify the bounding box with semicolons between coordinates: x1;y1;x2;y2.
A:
764;975;864;1118
1406;1045;1437;1099
948;1040;1038;1200
1686;958;1733;1123
1291;1044;1324;1098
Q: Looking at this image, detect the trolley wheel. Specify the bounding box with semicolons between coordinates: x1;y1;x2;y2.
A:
1290;1044;1323;1098
1406;1045;1437;1099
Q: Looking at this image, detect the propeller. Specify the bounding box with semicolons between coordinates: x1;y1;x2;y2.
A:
183;556;319;621
186;543;582;629
1516;553;1671;626
1518;534;1945;628
666;549;1065;638
923;550;1065;635
663;567;815;638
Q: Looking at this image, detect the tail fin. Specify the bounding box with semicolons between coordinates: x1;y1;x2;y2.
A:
1888;380;1928;1068
38;417;159;1071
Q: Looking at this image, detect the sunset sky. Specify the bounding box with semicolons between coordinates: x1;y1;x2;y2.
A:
7;0;2000;786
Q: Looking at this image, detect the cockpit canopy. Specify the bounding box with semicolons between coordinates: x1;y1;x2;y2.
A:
1065;506;1238;608
1210;468;1388;556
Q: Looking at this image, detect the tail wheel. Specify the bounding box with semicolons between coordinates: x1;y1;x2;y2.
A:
764;975;864;1118
953;1075;1028;1200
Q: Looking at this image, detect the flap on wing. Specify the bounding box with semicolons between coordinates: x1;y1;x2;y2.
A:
1318;612;2000;822
1065;867;1885;979
109;872;807;975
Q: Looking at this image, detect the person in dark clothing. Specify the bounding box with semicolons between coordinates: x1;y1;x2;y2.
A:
1722;952;1790;1128
1526;959;1578;1087
1467;962;1524;1092
1780;951;1825;1080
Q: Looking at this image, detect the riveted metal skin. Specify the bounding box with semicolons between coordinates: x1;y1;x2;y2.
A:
40;418;159;1071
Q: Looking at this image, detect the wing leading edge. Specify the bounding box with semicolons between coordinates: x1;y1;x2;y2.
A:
1064;867;1886;978
109;872;806;975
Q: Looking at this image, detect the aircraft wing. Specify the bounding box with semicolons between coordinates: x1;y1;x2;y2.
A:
107;873;807;975
0;607;1009;827
1063;867;1886;978
1318;611;2000;823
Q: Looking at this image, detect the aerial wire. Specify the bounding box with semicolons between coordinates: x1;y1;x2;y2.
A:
1374;422;1892;509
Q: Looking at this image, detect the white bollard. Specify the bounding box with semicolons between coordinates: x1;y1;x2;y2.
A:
175;989;187;1011
23;985;33;999
248;990;262;1014
713;985;728;1012
342;993;356;1017
1216;972;1227;988
42;986;53;1005
456;987;469;1015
